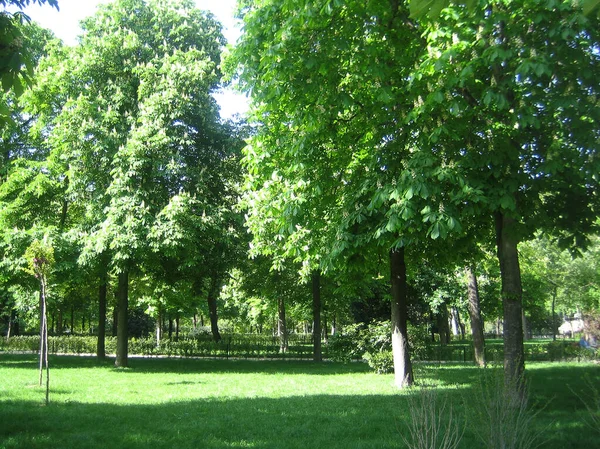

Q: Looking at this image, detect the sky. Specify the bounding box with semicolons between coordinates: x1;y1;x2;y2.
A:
9;0;248;118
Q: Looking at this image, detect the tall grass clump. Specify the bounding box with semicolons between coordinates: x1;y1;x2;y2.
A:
469;367;546;449
572;376;600;434
399;387;464;449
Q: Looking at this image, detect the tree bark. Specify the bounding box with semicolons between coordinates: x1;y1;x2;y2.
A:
207;274;222;342
390;247;413;388
97;269;107;359
467;266;485;367
277;296;288;352
156;306;163;345
450;307;460;337
312;270;322;362
495;212;525;391
551;285;557;341
522;310;530;341
437;305;450;345
115;270;129;368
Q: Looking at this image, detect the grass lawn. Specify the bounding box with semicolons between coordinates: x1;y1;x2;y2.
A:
0;354;598;449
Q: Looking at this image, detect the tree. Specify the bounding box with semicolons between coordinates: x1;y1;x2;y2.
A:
14;0;227;367
0;0;58;103
24;235;54;405
232;0;599;392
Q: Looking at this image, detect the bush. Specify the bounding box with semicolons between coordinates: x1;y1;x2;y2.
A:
327;320;436;373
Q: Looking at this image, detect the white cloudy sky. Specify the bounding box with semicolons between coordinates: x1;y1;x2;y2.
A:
10;0;248;118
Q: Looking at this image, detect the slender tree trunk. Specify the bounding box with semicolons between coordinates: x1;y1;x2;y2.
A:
156;311;162;346
70;306;74;334
97;270;107;359
312;270;322;362
277;296;288;352
522;310;530;341
42;277;49;405
552;286;557;341
112;307;118;337
115;270;129;368
175;315;180;341
168;318;173;339
390;247;413;388
37;277;50;405
467;266;486;367
451;307;460;337
495;212;525;391
438;306;450;345
57;310;63;335
7;310;17;338
193;313;197;329
39;290;46;387
207;275;222;342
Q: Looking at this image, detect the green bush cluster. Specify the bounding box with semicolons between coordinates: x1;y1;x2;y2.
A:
327;320;431;373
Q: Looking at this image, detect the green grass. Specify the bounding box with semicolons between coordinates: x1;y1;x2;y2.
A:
0;354;598;449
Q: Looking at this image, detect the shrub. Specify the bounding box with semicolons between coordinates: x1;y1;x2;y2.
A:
468;368;546;449
400;387;464;449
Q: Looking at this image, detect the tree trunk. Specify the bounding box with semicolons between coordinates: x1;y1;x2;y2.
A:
207;275;222;342
451;307;460;337
97;270;107;359
437;306;450;345
115;270;129;368
7;309;18;338
551;285;557;341
390;247;413;388
175;315;180;341
277;296;288;352
312;270;322;362
168;318;173;339
156;306;163;346
467;266;486;367
57;309;63;335
495;212;525;391
112;307;118;337
70;306;74;334
39;291;46;387
522;310;530;341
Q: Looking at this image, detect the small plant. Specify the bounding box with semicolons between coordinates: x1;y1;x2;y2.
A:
399;387;464;449
468;367;546;449
571;376;600;434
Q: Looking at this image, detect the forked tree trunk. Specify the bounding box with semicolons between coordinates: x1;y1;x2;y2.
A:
207;274;222;342
277;296;288;352
495;212;525;392
115;270;129;368
312;270;322;362
467;266;486;367
97;269;107;359
390;247;413;388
